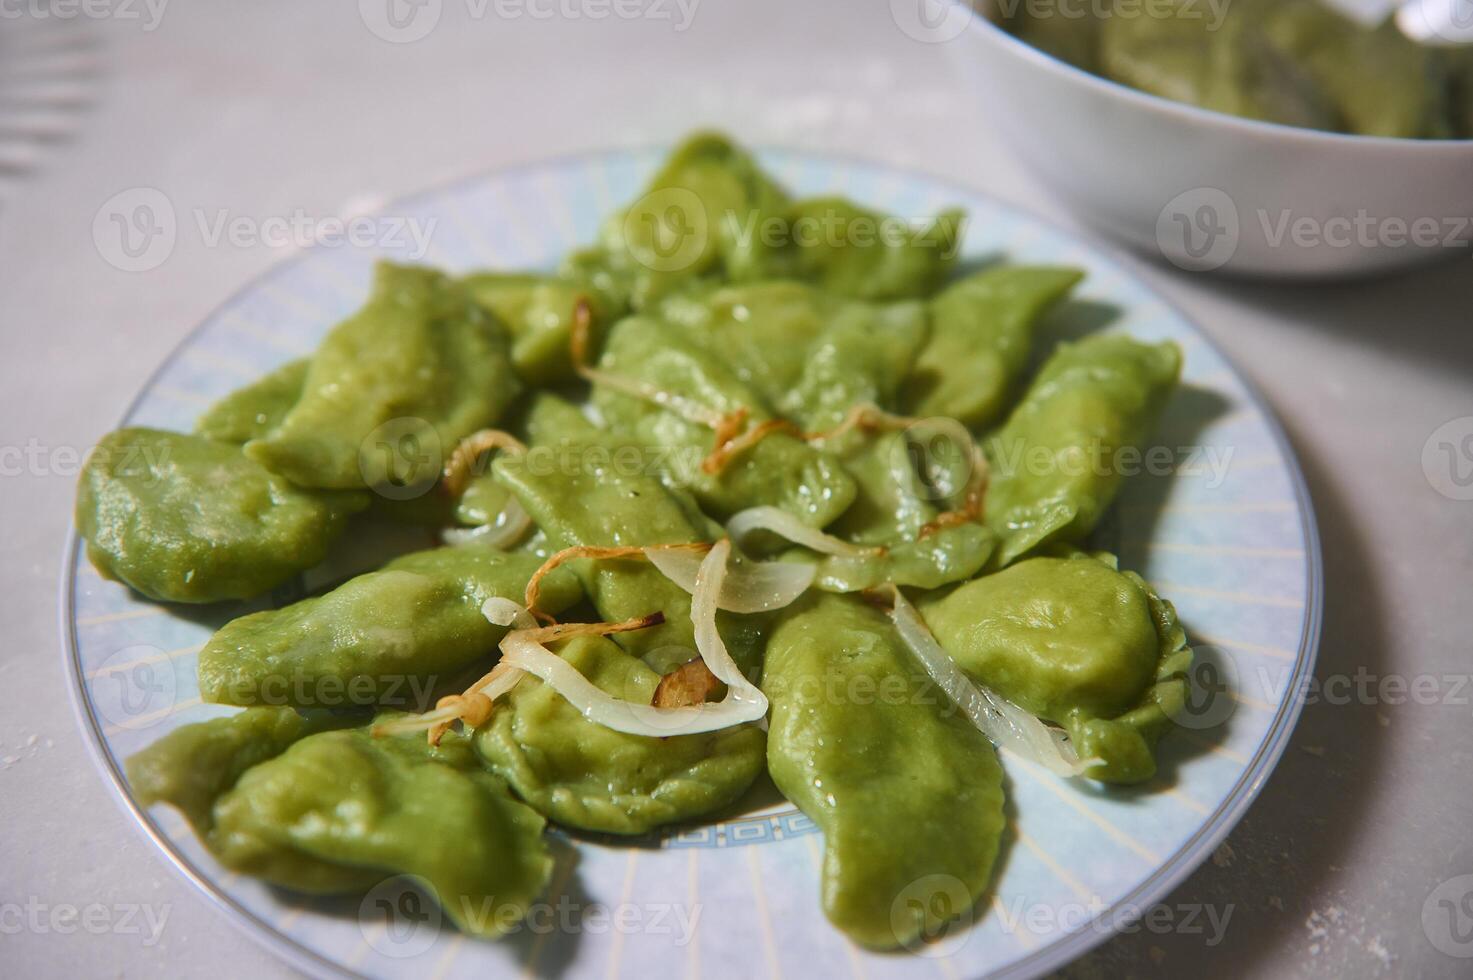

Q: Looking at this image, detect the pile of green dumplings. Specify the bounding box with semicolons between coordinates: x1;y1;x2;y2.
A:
1006;0;1473;140
83;133;1193;951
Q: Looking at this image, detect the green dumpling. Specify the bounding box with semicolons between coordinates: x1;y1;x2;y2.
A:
592;312;857;528
198;548;582;708
567;133;972;311
772;197;964;302
195;358;308;444
782;522;996;593
76;428;367;603
475;635;765;835
492;395;724;659
1260;3;1451;138
1096;0;1455;138
781;293;928;431
570;132;792;311
126;706;347;834
920;552;1193;783
653;279;927;430
763;593;1005;949
215;726;551;935
246;262;520;490
985;333;1180;567
903;265;1083;429
132;716;552;936
461;271;623;386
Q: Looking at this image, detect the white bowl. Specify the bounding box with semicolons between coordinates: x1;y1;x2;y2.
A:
939;1;1473;278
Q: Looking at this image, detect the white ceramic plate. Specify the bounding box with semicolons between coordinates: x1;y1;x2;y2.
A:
63;145;1322;979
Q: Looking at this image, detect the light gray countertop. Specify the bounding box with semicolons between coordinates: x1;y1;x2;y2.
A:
2;2;1470;977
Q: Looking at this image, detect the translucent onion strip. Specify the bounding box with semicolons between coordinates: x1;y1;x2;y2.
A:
441;496;533;550
727;506;884;559
690;540;763;693
644;545;815;613
879;584;1095;778
500;539;769;737
483;596;538;632
371;603;661;743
